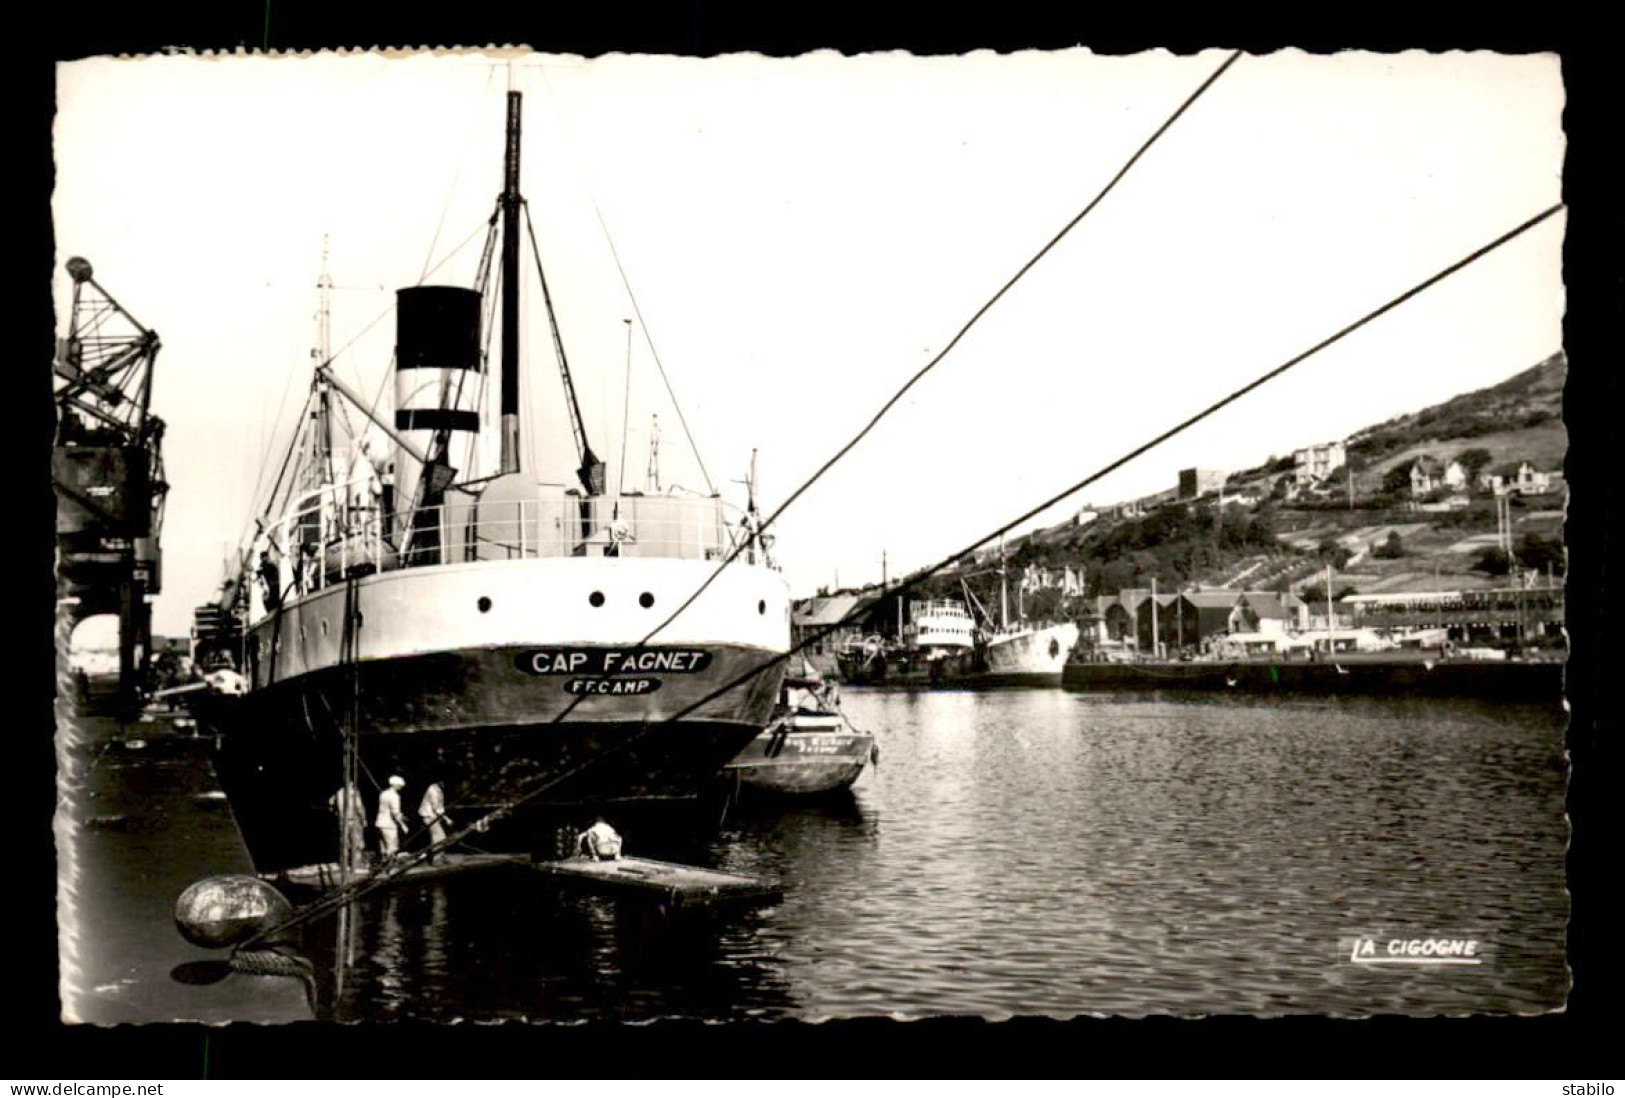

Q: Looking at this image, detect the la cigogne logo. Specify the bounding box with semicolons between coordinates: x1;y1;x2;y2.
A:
1347;935;1484;965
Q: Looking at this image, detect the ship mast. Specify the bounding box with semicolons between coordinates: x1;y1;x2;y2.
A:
498;91;523;475
296;241;338;542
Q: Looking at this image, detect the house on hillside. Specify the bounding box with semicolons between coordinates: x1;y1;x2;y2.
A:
1408;457;1466;497
1480;461;1555;497
1293;441;1346;486
1178;468;1228;501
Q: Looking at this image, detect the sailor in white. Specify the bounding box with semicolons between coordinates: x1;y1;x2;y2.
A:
417;781;452;863
376;775;408;862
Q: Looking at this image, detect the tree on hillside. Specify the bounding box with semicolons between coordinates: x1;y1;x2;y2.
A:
1471;547;1511;576
1455;447;1494;483
1300;583;1360;604
1373;531;1406;559
1317;538;1352;569
1516;532;1565;576
1381;461;1416;496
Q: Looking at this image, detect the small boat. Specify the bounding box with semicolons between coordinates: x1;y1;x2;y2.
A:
724;667;875;795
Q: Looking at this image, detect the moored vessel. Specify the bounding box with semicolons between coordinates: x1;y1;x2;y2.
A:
835;541;1079;687
194;91;790;875
724;666;875;795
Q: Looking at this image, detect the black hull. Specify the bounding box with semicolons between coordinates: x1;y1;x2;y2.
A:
835;655;1058;690
193;642;781;873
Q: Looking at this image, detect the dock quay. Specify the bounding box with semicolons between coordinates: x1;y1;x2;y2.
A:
1063;651;1565;699
273;853;531;893
56;701;313;1023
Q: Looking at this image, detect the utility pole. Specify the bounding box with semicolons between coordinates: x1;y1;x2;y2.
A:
1324;563;1334;654
1151;576;1160;658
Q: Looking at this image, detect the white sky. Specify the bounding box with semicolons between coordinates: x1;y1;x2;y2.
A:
52;49;1565;636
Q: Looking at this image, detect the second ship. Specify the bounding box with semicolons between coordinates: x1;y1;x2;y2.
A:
836;551;1079;687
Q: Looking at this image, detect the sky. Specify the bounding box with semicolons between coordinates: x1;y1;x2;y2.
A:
52;48;1565;637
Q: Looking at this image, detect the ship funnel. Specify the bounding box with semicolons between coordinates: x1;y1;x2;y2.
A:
393;285;483;525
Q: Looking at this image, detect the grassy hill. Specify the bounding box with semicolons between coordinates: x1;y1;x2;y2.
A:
970;352;1568;600
1344;353;1566;495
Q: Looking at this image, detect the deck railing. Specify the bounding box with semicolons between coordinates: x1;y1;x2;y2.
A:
263;489;740;599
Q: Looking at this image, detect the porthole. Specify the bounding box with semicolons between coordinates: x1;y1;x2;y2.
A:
639;592;655;609
477;597;492;613
589;591;606;608
757;599;767;615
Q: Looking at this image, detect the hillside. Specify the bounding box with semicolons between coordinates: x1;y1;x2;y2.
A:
1348;353;1564;456
946;352;1568;602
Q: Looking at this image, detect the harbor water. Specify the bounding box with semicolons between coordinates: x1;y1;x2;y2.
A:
295;688;1567;1021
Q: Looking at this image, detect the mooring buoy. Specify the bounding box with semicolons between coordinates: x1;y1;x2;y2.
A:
174;874;293;949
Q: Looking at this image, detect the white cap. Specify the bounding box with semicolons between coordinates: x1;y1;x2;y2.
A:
388;775;405;788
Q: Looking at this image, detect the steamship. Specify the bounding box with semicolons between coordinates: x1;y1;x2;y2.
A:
837;546;1079;688
197;91;789;874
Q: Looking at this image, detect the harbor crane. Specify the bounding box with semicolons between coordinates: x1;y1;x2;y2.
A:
53;257;168;715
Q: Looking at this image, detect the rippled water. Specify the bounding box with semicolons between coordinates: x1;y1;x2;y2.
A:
308;689;1569;1020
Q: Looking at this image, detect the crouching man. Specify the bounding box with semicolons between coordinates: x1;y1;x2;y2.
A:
577;816;623;862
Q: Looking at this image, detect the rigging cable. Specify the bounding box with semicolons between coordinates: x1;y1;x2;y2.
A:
417;66;500;288
593;213;716;495
618;318;632;496
631;48;1243;655
244;352;308;536
534;62;716;493
247;386;318;556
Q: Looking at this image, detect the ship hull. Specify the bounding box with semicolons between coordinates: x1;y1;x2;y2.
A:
197;556;789;873
836;622;1079;688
